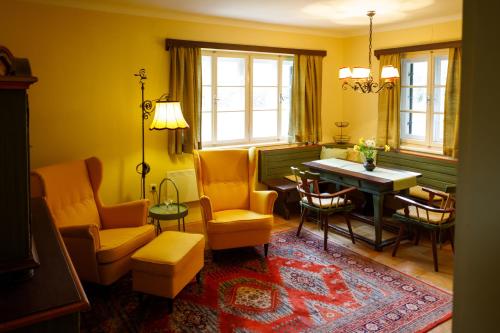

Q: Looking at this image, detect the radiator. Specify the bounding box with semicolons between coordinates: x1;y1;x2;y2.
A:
166;169;199;203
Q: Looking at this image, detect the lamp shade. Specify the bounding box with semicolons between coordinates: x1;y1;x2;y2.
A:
380;65;400;80
149;101;189;130
351;67;371;79
339;67;352;79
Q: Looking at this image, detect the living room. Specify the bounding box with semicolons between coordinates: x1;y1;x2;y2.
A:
0;0;498;332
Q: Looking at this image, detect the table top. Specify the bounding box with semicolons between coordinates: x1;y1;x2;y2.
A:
304;158;421;191
149;203;188;220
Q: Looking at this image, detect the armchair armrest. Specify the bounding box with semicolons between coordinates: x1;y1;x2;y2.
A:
59;224;101;252
100;199;149;229
199;195;214;223
250;190;278;215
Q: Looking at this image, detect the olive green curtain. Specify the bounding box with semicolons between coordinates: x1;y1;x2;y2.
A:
167;46;201;154
443;47;461;158
376;53;401;148
290;54;323;143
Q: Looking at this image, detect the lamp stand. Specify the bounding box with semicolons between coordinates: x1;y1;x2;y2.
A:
134;69;153;199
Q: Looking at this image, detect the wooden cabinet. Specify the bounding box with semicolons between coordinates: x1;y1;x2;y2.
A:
0;46;89;332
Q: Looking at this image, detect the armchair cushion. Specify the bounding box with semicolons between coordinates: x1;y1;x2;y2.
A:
97;225;155;264
208;210;273;234
100;199;149;229
395;206;451;224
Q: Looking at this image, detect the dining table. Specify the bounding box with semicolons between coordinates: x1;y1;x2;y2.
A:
303;158;421;251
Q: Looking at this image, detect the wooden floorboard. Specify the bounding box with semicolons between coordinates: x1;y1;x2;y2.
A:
161;212;453;333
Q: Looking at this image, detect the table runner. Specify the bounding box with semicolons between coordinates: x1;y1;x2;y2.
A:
314;158;419;191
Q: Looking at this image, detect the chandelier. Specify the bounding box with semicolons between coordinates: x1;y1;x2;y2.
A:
339;11;399;93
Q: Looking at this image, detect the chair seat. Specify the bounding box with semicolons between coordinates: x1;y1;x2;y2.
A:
395;206;452;225
409;186;446;202
208;209;273;234
301;195;351;209
97;225;155;263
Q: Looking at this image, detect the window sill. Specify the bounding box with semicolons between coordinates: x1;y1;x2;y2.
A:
398;145;457;162
201;140;292;150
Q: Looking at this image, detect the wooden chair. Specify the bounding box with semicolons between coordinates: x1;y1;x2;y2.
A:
392;191;455;272
291;167;356;250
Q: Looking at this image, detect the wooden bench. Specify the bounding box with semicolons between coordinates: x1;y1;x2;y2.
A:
258;145;458;219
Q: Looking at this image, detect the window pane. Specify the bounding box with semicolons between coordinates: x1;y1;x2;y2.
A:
217;112;245;141
402;59;428;86
400;112;426;140
433;114;444;143
401;87;427;111
217;57;245;86
282;59;293;87
281;87;291;138
202;56;211;86
434;56;448;86
253;59;278;86
434;87;446;113
217;87;245;111
202;86;212;112
253;111;277;138
253;87;278;110
201;112;212;143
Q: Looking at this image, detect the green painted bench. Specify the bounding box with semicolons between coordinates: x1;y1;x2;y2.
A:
258;145;458;218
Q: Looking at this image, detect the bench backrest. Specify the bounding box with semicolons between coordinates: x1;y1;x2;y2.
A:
377;151;457;193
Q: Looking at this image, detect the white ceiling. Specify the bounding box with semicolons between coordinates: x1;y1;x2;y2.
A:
30;0;463;36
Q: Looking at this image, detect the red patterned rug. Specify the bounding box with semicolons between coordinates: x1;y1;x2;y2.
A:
81;229;452;333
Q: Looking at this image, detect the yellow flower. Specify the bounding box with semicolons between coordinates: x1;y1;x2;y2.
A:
358;137;365;145
353;145;360;152
384;145;391;152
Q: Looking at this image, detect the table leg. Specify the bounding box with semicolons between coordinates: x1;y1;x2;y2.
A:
373;193;385;251
182;217;186;232
282;191;291;220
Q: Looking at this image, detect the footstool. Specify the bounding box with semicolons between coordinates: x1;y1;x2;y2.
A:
131;231;205;313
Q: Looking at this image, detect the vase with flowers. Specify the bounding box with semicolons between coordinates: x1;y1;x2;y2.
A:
354;138;390;171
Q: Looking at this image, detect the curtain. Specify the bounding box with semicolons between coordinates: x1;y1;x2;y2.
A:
376;53;401;148
290;54;323;143
167;46;201;154
443;47;461;158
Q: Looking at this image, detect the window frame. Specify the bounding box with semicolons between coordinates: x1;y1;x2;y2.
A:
201;49;293;147
399;49;448;154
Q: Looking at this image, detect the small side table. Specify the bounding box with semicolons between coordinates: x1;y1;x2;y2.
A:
263;178;299;220
149;203;188;235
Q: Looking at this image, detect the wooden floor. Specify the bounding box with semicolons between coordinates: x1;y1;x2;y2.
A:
161;210;454;333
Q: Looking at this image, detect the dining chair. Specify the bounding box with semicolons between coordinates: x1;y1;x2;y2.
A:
392;193;455;272
291;167;356;250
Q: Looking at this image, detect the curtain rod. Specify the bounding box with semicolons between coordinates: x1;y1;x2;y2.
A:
165;39;327;57
374;40;462;59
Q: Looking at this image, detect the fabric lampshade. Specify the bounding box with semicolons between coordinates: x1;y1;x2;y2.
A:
339;67;352;79
380;65;400;80
149;101;189;130
351;67;371;79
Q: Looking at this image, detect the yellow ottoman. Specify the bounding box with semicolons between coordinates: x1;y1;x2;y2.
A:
131;231;205;312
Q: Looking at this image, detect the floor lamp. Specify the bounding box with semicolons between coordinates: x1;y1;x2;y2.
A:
134;69;189;199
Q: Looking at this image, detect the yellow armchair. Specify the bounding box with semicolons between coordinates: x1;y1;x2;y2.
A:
193;147;278;255
31;157;155;285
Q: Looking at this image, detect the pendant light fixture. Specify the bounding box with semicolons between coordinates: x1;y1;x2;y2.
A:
339;11;399;93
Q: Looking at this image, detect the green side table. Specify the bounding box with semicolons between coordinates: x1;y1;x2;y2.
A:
149;203;188;234
149;177;188;234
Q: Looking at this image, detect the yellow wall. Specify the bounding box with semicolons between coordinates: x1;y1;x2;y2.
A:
1;1;462;205
1;1;344;204
342;20;462;141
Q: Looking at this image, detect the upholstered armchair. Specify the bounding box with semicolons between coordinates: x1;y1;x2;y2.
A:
193;147;278;255
31;157;155;285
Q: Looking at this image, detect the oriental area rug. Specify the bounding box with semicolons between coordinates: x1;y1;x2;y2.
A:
81;229;452;333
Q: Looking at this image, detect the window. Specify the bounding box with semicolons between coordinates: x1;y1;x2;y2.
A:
400;50;448;153
201;50;293;146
